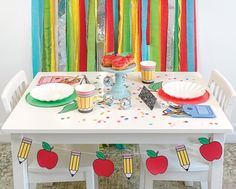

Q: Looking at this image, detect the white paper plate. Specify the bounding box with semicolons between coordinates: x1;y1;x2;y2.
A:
30;83;74;102
162;81;206;99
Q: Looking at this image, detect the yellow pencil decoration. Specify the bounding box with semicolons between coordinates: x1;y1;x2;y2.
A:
123;154;133;179
176;145;190;171
17;137;32;164
69;151;81;177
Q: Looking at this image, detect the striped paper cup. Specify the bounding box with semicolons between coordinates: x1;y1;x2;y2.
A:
75;84;96;113
140;61;156;84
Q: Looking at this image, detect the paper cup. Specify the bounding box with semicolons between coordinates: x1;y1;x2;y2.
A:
140;61;156;84
75;84;96;113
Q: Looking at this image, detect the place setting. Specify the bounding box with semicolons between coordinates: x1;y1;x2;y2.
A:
25;75;97;114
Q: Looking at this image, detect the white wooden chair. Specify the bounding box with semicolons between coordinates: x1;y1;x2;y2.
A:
139;70;236;189
1;70;28;143
208;70;236;143
1;70;98;189
139;144;208;189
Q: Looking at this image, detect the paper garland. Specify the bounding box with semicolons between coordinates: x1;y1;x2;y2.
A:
123;154;133;179
146;150;168;175
93;151;115;177
37;142;58;170
17;138;32;164
199;138;223;162
18;137;220;177
69;151;81;177
176;145;190;171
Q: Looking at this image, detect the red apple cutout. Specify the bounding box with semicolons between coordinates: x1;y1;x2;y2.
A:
146;150;168;175
37;142;58;170
199;138;222;162
93;151;114;177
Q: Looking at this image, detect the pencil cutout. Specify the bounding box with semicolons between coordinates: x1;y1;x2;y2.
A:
123;154;133;179
69;151;81;177
17;137;32;164
176;145;190;171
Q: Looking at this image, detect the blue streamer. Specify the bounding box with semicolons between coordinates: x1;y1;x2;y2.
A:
113;0;119;53
186;0;195;71
142;0;148;60
85;0;89;23
32;0;44;77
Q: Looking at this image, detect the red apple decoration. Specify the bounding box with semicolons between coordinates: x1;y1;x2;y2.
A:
199;137;222;161
93;151;114;177
146;150;168;175
37;142;58;170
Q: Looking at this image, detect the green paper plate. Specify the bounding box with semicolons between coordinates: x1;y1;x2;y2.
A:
25;92;77;108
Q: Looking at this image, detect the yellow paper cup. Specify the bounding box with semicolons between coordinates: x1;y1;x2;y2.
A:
140;61;156;84
75;84;96;113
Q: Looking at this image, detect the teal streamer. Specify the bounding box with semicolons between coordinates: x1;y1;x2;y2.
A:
85;0;89;24
142;0;148;60
113;0;119;53
186;0;195;71
32;0;44;77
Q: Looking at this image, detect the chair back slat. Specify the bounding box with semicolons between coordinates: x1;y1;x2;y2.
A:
1;71;28;114
208;70;236;121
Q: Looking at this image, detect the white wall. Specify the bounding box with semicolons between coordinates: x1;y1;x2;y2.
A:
197;0;236;87
0;0;32;127
0;0;235;128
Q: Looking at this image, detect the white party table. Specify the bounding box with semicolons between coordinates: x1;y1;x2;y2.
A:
2;72;233;189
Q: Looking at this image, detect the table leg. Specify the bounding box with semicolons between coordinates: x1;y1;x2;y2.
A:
208;134;225;189
11;134;29;189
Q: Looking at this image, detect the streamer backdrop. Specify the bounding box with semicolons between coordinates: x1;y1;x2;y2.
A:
32;0;197;76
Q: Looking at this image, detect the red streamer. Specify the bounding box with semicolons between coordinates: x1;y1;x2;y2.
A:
180;0;188;72
79;0;87;71
161;0;168;71
146;0;150;45
194;0;197;71
105;0;114;53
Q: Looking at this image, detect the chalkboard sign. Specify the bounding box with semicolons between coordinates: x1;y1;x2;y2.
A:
139;86;157;110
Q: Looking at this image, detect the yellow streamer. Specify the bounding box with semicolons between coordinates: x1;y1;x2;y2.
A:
118;0;124;54
131;0;140;70
178;0;182;69
50;0;57;72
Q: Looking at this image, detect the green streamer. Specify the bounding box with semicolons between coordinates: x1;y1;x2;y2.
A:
87;0;97;71
42;0;51;72
150;0;161;71
123;0;131;53
173;0;180;71
66;0;74;71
